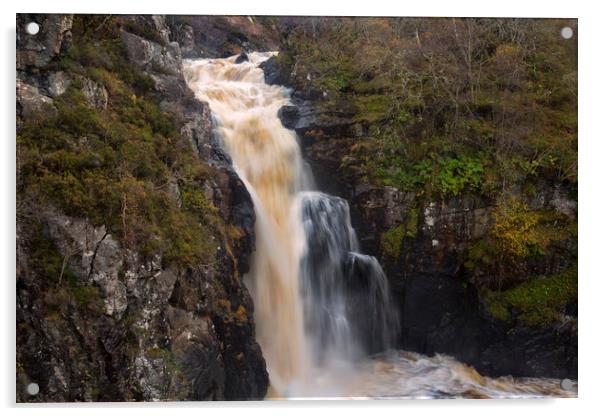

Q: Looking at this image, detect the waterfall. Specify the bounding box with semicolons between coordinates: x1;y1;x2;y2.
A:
182;52;575;400
183;52;398;396
299;192;398;363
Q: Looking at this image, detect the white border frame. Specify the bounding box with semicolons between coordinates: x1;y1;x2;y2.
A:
3;1;599;415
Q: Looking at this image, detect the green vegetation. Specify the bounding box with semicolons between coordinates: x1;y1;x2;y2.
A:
492;197;548;258
375;154;488;197
17;15;219;270
27;228;74;284
146;346;169;360
482;265;577;326
280;18;577;198
280;17;577;323
72;285;102;308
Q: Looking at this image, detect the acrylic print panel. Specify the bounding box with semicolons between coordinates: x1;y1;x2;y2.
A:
16;14;577;401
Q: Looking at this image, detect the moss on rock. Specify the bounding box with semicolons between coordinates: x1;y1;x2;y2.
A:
380;207;419;258
482;265;577;326
18;15;219;270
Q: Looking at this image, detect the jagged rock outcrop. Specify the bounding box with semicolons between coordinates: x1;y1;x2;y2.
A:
16;14;268;402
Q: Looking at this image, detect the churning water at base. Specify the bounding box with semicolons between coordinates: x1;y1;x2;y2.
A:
183;52;575;399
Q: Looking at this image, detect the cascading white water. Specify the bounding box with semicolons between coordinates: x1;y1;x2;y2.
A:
183;52;398;396
182;52;576;399
299;192;399;364
184;52;313;394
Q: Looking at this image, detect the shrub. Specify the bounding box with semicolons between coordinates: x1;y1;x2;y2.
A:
491;197;546;258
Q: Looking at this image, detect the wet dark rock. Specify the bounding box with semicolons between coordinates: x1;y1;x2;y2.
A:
344;253;399;354
276;97;355;138
259;56;287;85
397;273;577;379
235;52;249;63
277;105;299;129
165;306;225;400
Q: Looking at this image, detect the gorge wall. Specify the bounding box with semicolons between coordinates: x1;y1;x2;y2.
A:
262;21;577;379
17;14;275;401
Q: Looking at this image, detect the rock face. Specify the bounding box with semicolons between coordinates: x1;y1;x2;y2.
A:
167;16;280;59
266;54;578;380
235;52;249;63
16;14;268;402
347;170;577;380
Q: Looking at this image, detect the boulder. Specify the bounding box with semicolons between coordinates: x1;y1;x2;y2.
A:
277;105;299;129
17;80;55;118
120;31;182;77
259;56;286;85
235;52;249;63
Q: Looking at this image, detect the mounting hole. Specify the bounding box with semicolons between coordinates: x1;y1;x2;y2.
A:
560;27;573;39
560;378;573;391
26;382;39;395
25;22;40;35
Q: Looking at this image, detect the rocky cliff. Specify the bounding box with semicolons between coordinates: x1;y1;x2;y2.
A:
17;14;269;401
264;22;578;379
